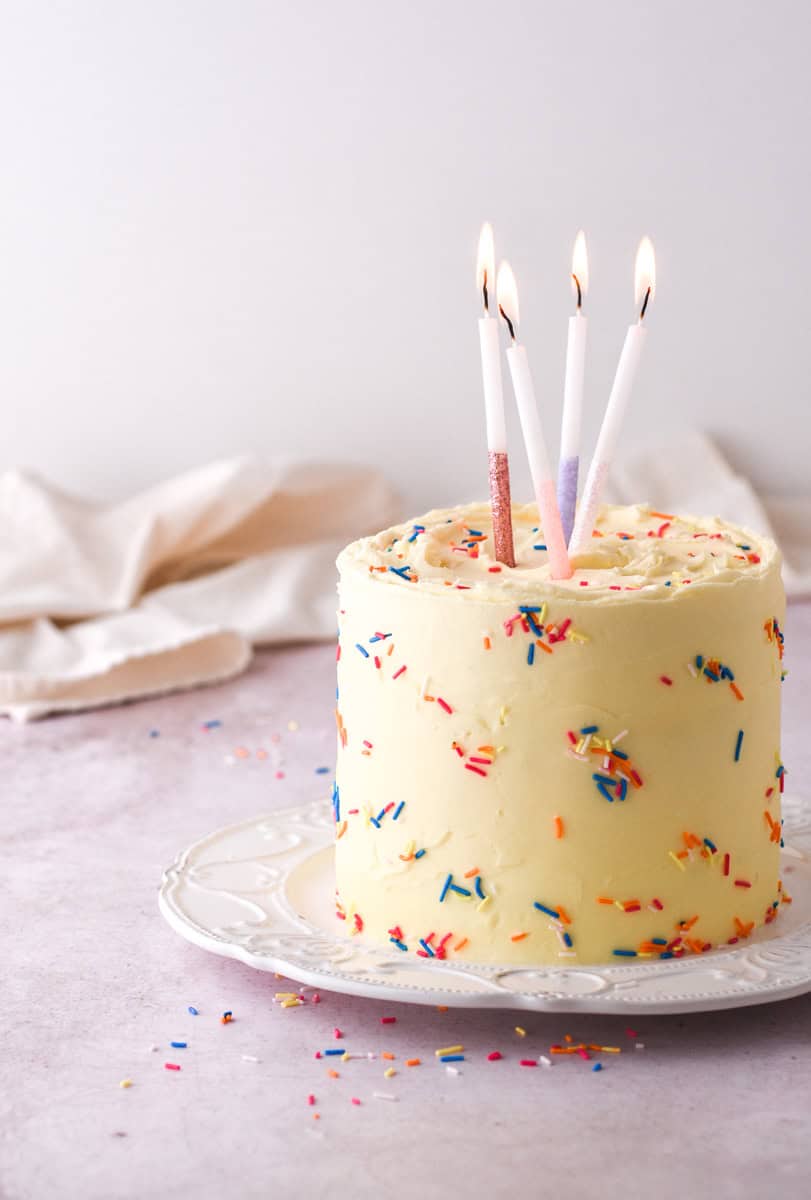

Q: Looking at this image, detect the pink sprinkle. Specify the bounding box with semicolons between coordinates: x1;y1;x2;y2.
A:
625;1028;638;1038
312;994;321;1004
577;1049;590;1060
314;1052;322;1059
650;899;663;911
333;1028;343;1039
487;1051;503;1061
519;1059;538;1067
275;770;285;779
393;665;407;680
437;697;453;714
351;1097;361;1106
164;1063;181;1071
464;764;487;777
380;1016;396;1025
307;1094;316;1105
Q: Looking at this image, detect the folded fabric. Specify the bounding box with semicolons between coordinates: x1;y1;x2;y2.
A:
0;458;400;721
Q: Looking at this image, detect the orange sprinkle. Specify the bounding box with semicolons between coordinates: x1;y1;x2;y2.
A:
454;937;469;952
381;1052;395;1060
463;867;480;878
406;1058;421;1067
336;821;348;839
649;510;675;520
511;932;529;942
535;639;553;654
423;694;435;702
327;1069;339;1078
678;915;699;931
483;636;492;650
556;905;572;926
478;745;495;753
553;816;564;839
597;896;614;905
437;1005;449;1012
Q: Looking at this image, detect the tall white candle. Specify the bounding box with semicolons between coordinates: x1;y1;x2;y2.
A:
497;260;572;580
568;237;656;556
477;223;515;566
557;231;589;545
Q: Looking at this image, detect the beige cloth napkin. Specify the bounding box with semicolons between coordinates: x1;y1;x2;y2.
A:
0;458;400;721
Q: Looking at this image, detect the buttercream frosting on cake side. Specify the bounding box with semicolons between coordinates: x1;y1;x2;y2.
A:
333;502;787;965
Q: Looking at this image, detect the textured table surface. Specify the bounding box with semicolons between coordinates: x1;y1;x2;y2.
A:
3;606;811;1200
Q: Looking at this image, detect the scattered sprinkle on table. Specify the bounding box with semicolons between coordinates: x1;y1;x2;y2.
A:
515;1026;526;1037
170;1041;187;1049
119;1079;133;1088
487;1051;503;1061
187;1006;199;1016
164;1063;181;1071
380;1016;396;1024
405;1058;421;1067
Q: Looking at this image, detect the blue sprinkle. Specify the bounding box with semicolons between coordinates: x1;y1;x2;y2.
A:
651;938;668;946
202;719;222;729
355;643;370;658
475;876;485;900
703;668;720;681
532;544;547;551
390;938;408;951
562;932;573;948
332;782;340;823
612;949;638;957
188;1006;199;1015
439;874;453;903
376;808;386;823
659;951;674;959
414;848;426;859
533;901;560;918
419;939;435;957
734;729;744;762
467;528;483;536
440;1055;465;1063
592;772;615;785
597;781;616;803
149;729;160;737
703;837;717;852
369;817;381;829
592;1063;603;1072
324;1048;343;1056
526;611;543;636
170;1041;187;1048
696;654;704;669
617;778;628;801
518;605;542;613
612;748;629;760
388;565;413;580
315;766;330;774
580;725;599;735
393;801;405;821
527;643;535;666
664;581;672;587
449;884;472;897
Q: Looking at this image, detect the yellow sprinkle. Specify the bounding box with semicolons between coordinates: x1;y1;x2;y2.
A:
598;1046;621;1053
384;1066;396;1078
281;998;301;1008
477;896;491;912
274;992;298;999
435;1045;464;1057
515;1026;526;1038
498;706;509;726
342;1051;350;1061
119;1079;133;1089
568;630;590;643
668;850;687;872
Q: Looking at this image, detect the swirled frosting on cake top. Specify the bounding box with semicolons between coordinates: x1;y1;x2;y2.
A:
337;502;776;599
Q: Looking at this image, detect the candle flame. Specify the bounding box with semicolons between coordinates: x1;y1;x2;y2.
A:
496;260;519;340
634;236;656;319
571;230;589;308
476;223;496;313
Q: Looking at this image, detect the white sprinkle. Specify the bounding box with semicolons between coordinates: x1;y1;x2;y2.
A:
372;1092;399;1102
223;755;236;766
446;1066;460;1075
687;662;698;678
241;1055;260;1063
557;951;577;957
539;1056;552;1068
635;1042;645;1050
366;1052;376;1060
612;729;629;745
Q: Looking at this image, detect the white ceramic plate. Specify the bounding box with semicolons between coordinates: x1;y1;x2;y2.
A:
159;797;811;1014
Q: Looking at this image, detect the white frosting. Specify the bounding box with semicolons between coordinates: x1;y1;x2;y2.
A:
334;503;786;965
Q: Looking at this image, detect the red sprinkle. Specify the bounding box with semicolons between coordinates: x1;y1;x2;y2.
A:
437;697;453;714
465;764;487;777
734;879;752;888
487;1051;503;1061
723;854;731;876
351;1097;361;1106
380;1016;397;1025
519;1059;538;1067
164;1063;181;1071
488;566;502;573
392;666;407;679
660;675;673;686
307;1094;316;1105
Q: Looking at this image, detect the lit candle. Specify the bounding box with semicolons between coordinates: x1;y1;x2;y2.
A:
557;230;589;545
477;223;515;567
497;260;572;580
568;237;656;557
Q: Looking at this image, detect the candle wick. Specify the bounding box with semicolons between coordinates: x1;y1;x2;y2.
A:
572;273;582;310
498;304;516;342
482;274;489;315
639;286;651;322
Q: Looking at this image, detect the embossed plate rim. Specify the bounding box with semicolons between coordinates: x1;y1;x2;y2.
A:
158;799;811;1014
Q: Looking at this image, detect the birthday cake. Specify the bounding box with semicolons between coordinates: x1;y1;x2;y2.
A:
333;502;787;965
